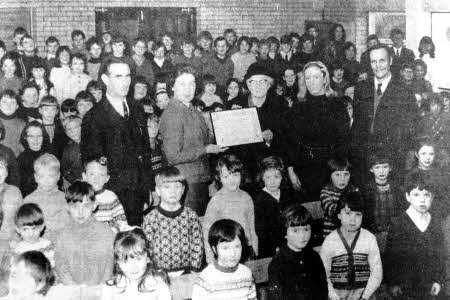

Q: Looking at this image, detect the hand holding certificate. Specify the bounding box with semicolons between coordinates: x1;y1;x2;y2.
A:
211;108;264;147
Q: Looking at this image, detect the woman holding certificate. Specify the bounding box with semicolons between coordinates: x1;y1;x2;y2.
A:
285;61;350;202
159;64;226;216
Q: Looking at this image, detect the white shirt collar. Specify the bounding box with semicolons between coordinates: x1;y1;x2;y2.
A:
106;93;128;117
374;73;392;95
406;206;431;232
263;187;280;200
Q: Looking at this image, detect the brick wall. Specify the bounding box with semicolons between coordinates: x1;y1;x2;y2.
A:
0;0;405;57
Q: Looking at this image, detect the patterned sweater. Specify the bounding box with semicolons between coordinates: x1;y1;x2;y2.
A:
94;189;128;232
142;206;203;272
320;228;382;300
192;262;257;300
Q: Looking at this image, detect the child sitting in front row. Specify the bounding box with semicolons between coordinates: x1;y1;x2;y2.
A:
192;219;256;300
385;172;445;299
102;228;171;300
268;204;328;300
142;167;204;273
54;181;114;285
203;154;258;263
320;190;382;300
82;156;127;232
320;158;358;238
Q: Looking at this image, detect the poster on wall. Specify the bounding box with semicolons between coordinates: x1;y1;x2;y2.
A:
431;12;450;90
368;12;406;46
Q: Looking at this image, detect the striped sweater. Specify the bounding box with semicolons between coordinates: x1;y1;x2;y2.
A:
94;189;128;232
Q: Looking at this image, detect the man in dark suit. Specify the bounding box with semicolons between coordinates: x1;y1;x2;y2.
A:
390;29;415;78
81;57;150;226
352;44;418;185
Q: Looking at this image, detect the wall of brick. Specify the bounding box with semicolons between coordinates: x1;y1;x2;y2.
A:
0;0;405;57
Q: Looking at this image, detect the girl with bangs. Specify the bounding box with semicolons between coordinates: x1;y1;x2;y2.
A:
102;228;170;300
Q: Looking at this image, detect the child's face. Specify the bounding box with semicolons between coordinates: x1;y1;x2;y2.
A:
83;162;109;191
227;81;239;99
88;88;103;103
283;69;296;86
414;65;426;80
406;188;433;214
39;105;58;122
72;35;85;50
65;120;81;143
220;166;241;192
345;47;356;60
291;37;299;50
67;197;97;224
118;253;149;282
303;40;313;53
286;225;311;251
89;43;102;58
370;163;391;182
22;38;35;54
250;43;259;55
46;41;59;55
262;168;282;193
2;58;16;77
34;168;59;191
156;181;184;207
280;43;291;53
32;67;45;80
17;225;43;243
154;47;165;60
77;100;93;118
71;57;85;74
102;33;112;44
333;68;344;80
331;170;350;190
259;44;270;57
162;36;173;49
338;206;363;233
0;96;18;116
308;27;317;38
59;50;70;65
156;93;169;110
134;83;148;100
204;83;216;95
430;102;441;116
416;145;435;169
112;42;125;57
132;41;146;56
239;40;250;54
199;38;211;51
269;43;279;53
215;236;242;268
26;126;43;151
22;87;39;107
9;261;43;298
147;119;159;138
225;33;236;46
401;68;414;82
182;43;194;57
0;163;7;184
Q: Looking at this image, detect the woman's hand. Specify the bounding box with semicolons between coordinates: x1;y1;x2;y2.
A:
430;282;441;296
205;144;228;154
287;167;302;191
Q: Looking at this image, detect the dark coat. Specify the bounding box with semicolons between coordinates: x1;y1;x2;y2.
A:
80;95;150;192
390;47;415;77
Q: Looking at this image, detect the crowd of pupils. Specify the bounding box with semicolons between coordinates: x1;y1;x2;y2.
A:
0;23;446;300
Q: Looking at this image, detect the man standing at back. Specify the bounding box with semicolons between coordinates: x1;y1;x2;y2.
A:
81;57;150;226
352;44;418;185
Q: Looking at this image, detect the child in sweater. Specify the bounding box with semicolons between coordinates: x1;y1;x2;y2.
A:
320;158;358;237
23;153;67;239
320;190;382;300
203;154;258;263
7;203;54;267
0;90;25;157
102;228;170;300
198;74;223;108
192;219;256;300
385;172;445;299
362;153;402;252
54;181;114;285
142;167;203;273
61;116;82;185
82;156;127;232
268;204;328;300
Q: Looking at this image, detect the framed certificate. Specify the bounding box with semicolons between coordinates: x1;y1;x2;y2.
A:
211;108;263;147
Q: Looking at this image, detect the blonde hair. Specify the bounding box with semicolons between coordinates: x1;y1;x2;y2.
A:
34;153;60;173
154;167;186;187
303;61;335;97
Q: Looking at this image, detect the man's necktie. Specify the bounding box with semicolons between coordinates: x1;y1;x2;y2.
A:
123;101;129;118
396;49;400;57
376;83;382;96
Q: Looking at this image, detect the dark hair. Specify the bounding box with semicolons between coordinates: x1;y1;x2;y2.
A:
329;23;346;42
71;29;86;40
223;28;236;36
250;37;259;48
366;34;379;43
327;157;351;175
197;31;213;42
237;36;251;49
330;60;344;73
191;99;205;111
14;251;55;296
132;37;147;47
343;41;356;53
280;34;291;45
368;152;391;168
13;27;27;37
418;36;435;58
213;36;227;48
39;95;59;109
20;121;50;151
75;90;96;105
215;154;243;189
65;180;95;204
107;228;168;291
301;33;314;45
257;156;286;188
55;46;71;68
61;98;77;114
404;170;434;194
20;34;33;45
204;102;225;112
152;41;165;53
414;136;435;153
70;52;88;73
208;219;251;262
201;74;217;90
1;53;20;76
45;36;59;45
337;190;365;213
86;80;104;92
0;40;6;51
368;44;392;60
281;204;313;229
267;36;280;48
19;81;39;97
101;57;129;77
413;59;428;75
390;28;404;39
15;203;44;227
0;89;19;106
167;64;197;97
86;37;102;51
154;166;186;187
